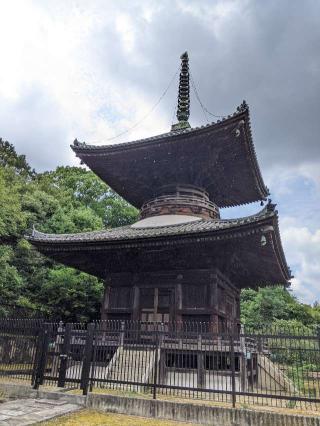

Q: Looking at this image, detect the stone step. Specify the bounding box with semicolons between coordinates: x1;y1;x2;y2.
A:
106;348;156;385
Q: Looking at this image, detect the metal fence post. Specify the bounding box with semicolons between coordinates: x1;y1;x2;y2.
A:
57;323;72;388
32;326;42;388
119;321;125;347
197;333;205;388
153;324;159;400
240;325;247;392
33;323;49;389
230;331;236;408
81;323;95;395
158;323;165;385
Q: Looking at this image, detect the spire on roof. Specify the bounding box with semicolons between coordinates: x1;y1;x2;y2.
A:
171;52;191;131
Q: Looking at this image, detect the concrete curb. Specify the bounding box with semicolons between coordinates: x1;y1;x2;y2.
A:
1;383;320;426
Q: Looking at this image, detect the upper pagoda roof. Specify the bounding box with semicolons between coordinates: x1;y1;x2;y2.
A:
72;102;269;209
27;203;291;288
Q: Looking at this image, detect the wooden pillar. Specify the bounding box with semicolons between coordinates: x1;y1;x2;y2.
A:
236;296;241;329
154;288;159;321
101;280;111;320
132;285;140;320
176;282;183;323
209;272;219;334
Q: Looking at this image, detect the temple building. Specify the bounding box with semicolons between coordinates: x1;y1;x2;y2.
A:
28;52;291;330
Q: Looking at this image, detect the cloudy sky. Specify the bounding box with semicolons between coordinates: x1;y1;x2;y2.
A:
0;0;319;304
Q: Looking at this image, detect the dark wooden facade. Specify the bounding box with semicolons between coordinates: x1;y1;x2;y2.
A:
102;269;240;330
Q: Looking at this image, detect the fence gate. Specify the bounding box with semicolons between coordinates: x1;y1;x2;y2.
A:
33;322;93;392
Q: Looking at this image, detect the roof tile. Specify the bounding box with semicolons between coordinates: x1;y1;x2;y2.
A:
28;205;274;244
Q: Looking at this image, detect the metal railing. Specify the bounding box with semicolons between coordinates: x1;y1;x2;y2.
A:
1;319;320;410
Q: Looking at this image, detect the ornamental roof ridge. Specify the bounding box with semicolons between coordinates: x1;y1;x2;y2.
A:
71;102;249;153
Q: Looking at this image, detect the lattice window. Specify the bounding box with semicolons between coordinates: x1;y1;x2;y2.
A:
158;288;171;310
140;288;154;309
109;287;133;309
183;285;207;308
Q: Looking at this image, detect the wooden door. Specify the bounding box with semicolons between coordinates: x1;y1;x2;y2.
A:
140;287;173;323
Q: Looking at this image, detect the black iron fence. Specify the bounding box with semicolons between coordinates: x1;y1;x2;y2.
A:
1;319;320;410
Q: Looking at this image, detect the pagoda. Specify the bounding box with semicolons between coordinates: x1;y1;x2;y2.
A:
28;52;291;331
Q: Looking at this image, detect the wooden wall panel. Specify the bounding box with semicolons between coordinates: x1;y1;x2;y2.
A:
182;284;208;309
109;286;133;309
101;268;241;325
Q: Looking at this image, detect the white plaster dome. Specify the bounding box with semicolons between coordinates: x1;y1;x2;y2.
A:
131;214;202;229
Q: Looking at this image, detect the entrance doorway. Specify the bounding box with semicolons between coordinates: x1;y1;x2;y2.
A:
140;287;174;323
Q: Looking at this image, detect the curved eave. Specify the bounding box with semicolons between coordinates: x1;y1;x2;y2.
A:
269;215;292;284
28;204;275;245
71;104;269;208
27;206;291;285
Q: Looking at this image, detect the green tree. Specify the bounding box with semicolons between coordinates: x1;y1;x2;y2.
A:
0;140;138;321
0;138;34;177
0;168;27;243
240;286;315;328
37;267;103;322
37;166;138;228
0;246;23;316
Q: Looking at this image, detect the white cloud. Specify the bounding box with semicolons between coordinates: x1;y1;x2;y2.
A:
282;224;320;304
265;162;320;197
116;14;136;54
0;1;172;169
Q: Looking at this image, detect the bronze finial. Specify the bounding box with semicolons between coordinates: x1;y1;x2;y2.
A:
171;52;191;131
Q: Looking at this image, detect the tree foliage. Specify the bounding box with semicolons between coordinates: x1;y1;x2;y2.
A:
0;139;138;321
0;138;34;177
240;287;320;329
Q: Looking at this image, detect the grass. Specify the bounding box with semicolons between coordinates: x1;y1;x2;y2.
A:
0;376;31;385
0;363;33;370
39;409;197;425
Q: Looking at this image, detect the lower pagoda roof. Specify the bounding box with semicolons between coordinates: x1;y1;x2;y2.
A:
27;203;292;289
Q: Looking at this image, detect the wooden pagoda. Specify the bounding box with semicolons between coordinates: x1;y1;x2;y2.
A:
28;52;291;331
